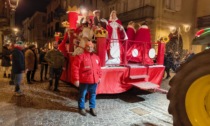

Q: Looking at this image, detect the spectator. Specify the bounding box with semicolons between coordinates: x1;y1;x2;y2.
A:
172;51;181;72
39;47;48;81
164;51;174;79
31;46;39;82
185;50;195;62
45;42;66;92
11;41;25;95
8;43;15;85
25;44;37;84
1;43;12;78
72;41;102;116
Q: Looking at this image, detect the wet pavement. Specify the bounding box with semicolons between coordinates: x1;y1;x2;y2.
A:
0;70;174;126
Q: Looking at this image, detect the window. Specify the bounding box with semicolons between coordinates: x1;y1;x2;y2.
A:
123;1;127;12
165;0;182;11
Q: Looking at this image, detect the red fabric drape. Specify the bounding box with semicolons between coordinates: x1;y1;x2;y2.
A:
68;12;78;29
156;42;165;65
126;27;153;65
96;37;107;67
58;32;68;57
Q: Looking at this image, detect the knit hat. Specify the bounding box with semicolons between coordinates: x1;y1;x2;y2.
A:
15;41;24;46
15;41;24;49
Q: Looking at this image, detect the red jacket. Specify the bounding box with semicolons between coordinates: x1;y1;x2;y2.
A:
71;51;102;84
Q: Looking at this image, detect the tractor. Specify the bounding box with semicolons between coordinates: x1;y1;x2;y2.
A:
167;28;210;126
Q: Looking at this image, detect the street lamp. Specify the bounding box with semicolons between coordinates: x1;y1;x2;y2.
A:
13;27;19;34
8;0;19;11
7;0;19;43
8;0;20;27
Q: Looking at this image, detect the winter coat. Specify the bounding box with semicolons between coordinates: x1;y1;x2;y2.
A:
1;46;11;67
25;49;36;70
39;51;47;64
164;52;174;69
44;49;65;69
126;26;136;41
71;51;102;84
12;48;25;74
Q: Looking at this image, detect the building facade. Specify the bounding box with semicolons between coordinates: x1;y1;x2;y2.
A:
23;11;47;47
46;0;67;45
22;18;30;44
0;0;12;53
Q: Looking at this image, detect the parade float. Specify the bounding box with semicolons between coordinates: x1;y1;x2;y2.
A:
167;28;210;126
58;6;167;94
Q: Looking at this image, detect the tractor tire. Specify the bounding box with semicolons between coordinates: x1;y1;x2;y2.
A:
167;49;210;126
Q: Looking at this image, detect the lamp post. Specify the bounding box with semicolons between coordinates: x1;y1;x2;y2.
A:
8;0;19;43
8;0;19;27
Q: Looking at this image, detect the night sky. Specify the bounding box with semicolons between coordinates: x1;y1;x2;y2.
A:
15;0;50;26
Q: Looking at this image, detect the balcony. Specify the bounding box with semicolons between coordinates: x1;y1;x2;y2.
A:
118;5;154;24
0;0;10;30
197;15;210;28
0;17;10;28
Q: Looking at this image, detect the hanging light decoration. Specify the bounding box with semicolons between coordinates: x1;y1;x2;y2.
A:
8;0;19;11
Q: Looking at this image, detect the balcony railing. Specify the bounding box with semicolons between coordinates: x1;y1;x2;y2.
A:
118;5;154;23
197;15;210;28
0;17;10;28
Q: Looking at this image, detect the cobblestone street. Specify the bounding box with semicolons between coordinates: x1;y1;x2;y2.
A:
0;70;173;126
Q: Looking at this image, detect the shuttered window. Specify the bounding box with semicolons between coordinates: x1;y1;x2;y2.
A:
165;0;182;11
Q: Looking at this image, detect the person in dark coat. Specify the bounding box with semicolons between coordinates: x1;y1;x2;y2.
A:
8;43;15;85
1;44;12;78
11;41;25;95
93;10;106;29
45;42;66;92
184;50;195;62
39;47;48;81
164;51;174;79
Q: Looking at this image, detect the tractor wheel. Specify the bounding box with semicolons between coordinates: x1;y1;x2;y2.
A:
167;49;210;126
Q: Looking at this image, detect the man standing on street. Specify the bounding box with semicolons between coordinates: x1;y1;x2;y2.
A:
72;41;102;116
45;42;65;92
11;41;25;95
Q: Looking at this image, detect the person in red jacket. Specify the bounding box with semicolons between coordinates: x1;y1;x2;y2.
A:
71;41;102;116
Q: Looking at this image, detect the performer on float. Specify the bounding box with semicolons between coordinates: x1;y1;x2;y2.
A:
104;10;127;65
126;21;136;48
80;14;93;26
126;22;153;65
93;10;106;29
72;22;94;56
